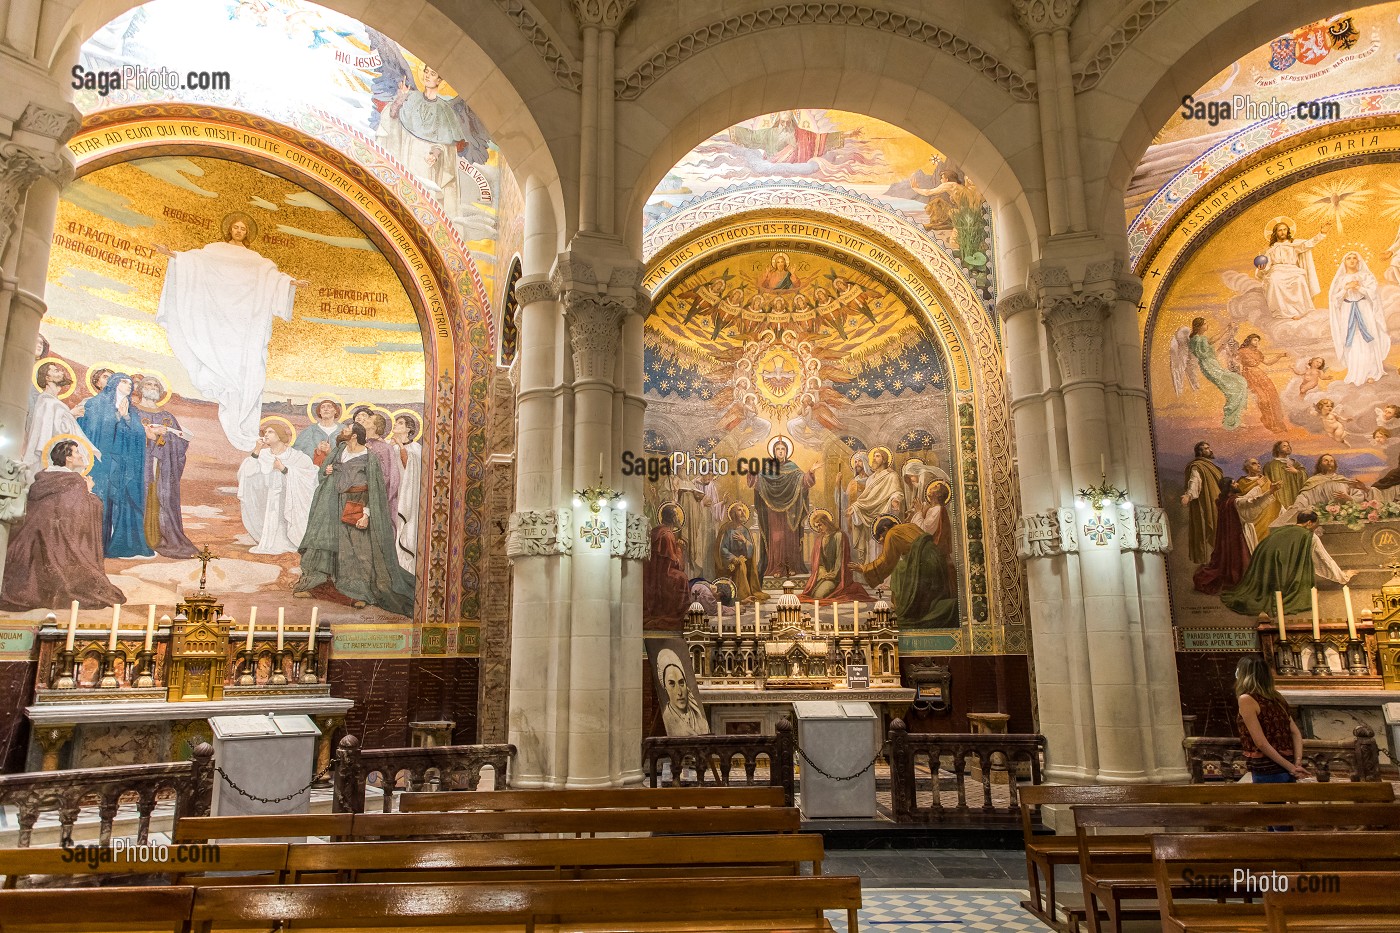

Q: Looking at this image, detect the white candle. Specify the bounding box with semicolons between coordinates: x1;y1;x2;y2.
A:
1275;590;1287;641
246;606;257;650
1344;585;1359;641
66;601;78;651
853;602;860;637
277;606;285;650
833;601;839;633
144;605;156;651
308;606;319;644
109;604;120;651
1100;453;1105;476
753;601;759;635
1311;587;1321;641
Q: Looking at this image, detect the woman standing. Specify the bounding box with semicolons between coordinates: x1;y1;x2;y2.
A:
1236;334;1289;433
1188;318;1249;429
1328;250;1390;386
1235;656;1309;783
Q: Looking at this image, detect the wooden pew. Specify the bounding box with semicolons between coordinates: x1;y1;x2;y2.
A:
0;886;194;932
1264;871;1400;932
1082;806;1400;933
188;876;861;932
283;833;825;883
0;843;288;889
1016;781;1394;931
175;806;802;842
397;785;785;812
1153;832;1400;933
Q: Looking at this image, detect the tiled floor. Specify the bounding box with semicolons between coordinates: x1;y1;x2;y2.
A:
827;888;1054;932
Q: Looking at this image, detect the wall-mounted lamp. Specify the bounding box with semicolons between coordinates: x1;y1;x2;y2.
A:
572;472;624;514
1075;470;1128;511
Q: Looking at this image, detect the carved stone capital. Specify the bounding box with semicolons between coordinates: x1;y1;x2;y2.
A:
514;275;556;306
506;508;573;557
1012;0;1080;37
1015;508;1078;559
17;103;82;142
562;293;628;382
0;142;72;258
620;511;650;559
568;0;637;31
995;289;1038;322
0;458;30;524
1083;258;1143;306
1043;293;1110;385
1120;505;1170;554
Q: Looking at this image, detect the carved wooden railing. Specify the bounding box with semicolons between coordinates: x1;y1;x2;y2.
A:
0;743;214;848
1184;725;1382;783
331;736;516;813
642;719;796;806
887;719;1044;825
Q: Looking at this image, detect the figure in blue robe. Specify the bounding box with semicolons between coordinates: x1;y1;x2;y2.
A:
78;372;152;558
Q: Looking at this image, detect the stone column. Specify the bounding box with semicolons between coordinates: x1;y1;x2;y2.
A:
1012;0;1085;234
1005;257;1186;785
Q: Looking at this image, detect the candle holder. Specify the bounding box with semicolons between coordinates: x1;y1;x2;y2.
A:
1275;638;1299;676
269;648;289;686
1346;639;1371;676
1310;637;1332;676
299;649;319;685
235;647;256;686
133;648;155;688
99;648;120;689
53;648;77;690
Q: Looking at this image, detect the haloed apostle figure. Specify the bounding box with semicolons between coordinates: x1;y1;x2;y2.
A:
78;372;151;559
745;436;816;579
857;515;959;629
295;398;346;467
800;509;869;601
714;502;767;603
1221;511;1352;616
847;446;903;562
644;502;691;629
0;440;126;612
389;412;422;575
133;375;198;559
23;358;92;473
295;422;415;614
155;213;309;451
238;419;318;555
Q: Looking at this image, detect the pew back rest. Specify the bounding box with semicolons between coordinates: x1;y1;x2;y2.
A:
189;877;861;932
0;886;194;932
174;813;353;843
284;833;825;881
0;843;288;889
1018;780;1395;841
397;785;786;812
1075;802;1400;833
1263;872;1400;932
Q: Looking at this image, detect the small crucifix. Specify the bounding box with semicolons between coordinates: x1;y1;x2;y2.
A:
195;546;218;592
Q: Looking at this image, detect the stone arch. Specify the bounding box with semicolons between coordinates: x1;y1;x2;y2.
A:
45;0;571;238
613;26;1045;269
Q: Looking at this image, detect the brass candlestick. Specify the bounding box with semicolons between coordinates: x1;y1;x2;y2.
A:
1276;639;1299;676
53;648;77;689
99;648;119;688
269;648;288;685
134;648;155;688
1310;637;1332;676
1346;639;1370;676
235;647;256;686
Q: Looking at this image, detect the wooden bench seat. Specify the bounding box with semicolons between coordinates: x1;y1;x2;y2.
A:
188;877;860;932
1081;806;1400;933
0;843;288;889
396;786;785;812
1154;834;1400;933
175;807;802;843
283;833;824;883
1016;781;1395;931
0;885;194;932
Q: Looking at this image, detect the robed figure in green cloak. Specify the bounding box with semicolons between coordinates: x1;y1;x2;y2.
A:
857;515;959;629
1220;512;1325;616
295;423;415;615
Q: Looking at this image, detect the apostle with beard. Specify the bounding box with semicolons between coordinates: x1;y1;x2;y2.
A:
800;509;869;601
22;359;92;473
1264;440;1306;510
1192;477;1250;595
238;420;318;555
847;446;903;562
294;423;414;614
644;502;690;629
1272;454;1373;526
0;440;126;612
856;515;958;629
1180;441;1223;564
745;436;816;578
714;502;767;603
1234;457;1279;552
133;375;198;558
78;373;151;559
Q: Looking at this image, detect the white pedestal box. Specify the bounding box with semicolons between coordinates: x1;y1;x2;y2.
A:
209;713;320;839
792;701;879;819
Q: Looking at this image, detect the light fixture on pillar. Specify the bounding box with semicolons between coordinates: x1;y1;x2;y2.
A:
1075;468;1129;512
573;471;623;550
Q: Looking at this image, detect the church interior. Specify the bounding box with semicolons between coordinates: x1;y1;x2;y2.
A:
5;0;1400;930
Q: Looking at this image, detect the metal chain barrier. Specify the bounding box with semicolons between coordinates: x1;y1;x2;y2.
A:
794;741;886;782
213;761;335;805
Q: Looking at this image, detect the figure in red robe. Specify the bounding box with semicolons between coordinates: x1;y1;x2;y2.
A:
800;509;870;601
0;440;126;611
1193;476;1250;595
644;502;691;630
